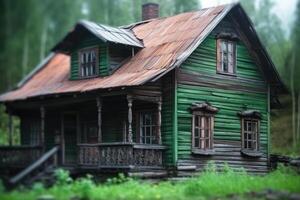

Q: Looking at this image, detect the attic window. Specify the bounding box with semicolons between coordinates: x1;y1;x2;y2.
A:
217;39;236;75
79;47;98;78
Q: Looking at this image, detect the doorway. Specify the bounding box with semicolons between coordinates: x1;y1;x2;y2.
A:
62;113;78;165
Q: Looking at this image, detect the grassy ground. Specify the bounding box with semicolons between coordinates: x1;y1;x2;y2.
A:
0;165;299;200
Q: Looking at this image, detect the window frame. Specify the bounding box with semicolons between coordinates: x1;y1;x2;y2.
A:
138;110;158;145
241;118;260;152
78;47;99;78
191;111;214;152
216;38;237;76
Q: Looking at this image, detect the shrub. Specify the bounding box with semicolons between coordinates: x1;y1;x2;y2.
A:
54;169;73;185
106;173;133;185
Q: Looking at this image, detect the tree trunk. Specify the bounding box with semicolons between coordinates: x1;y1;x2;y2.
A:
40;21;48;61
22;35;29;78
297;91;300;144
291;53;296;148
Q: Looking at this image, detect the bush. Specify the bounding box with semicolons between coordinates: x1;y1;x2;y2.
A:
54;169;73;185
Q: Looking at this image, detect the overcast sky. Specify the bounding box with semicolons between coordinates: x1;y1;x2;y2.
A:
201;0;297;34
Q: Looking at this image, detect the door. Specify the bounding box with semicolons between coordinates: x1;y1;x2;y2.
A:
62;113;78;165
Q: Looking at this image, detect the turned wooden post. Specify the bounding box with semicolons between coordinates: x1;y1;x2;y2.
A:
97;97;102;143
8;112;13;146
40;106;45;151
127;95;133;143
157;98;162;144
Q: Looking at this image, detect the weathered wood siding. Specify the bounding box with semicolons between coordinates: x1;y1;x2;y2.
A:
161;73;176;166
176;18;269;174
70;34;108;79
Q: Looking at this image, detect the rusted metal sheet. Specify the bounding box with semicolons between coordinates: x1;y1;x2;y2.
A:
80;21;144;48
0;5;231;102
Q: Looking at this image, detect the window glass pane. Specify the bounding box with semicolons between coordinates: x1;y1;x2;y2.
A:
248;133;252;140
228;42;233;53
195;116;199;127
194;138;199;148
222;41;227;52
194;128;200;137
205;139;210;149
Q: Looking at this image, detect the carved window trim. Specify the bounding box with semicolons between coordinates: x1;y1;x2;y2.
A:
216;38;237;76
78;47;99;78
190;103;218;155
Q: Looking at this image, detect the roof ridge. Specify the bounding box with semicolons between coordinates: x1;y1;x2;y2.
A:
121;3;238;30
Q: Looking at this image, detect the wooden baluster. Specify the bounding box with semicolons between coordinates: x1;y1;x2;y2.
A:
127;95;133;143
97;97;102;143
157;98;162;145
40;106;45;152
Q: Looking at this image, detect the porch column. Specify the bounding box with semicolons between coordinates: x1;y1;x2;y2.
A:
127;95;133;143
40;106;45;151
157;98;162;144
8;112;13;146
96;97;102;143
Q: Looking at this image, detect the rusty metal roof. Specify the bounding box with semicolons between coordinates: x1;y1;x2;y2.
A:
53;20;144;53
1;3;283;102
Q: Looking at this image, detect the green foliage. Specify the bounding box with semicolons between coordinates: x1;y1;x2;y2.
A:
54;169;73;185
106;173;133;185
0;166;300;200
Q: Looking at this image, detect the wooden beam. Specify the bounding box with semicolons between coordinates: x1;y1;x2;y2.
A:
127;95;133;143
40;106;45;152
157;98;162;144
96;97;102;143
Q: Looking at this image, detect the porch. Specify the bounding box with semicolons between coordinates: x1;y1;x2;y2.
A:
0;91;166;173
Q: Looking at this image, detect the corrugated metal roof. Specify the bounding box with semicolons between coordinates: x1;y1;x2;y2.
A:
79;20;144;48
2;3;283;102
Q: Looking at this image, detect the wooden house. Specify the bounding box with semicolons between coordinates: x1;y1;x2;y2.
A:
0;3;286;184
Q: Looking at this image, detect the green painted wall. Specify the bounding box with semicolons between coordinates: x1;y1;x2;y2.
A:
176;24;269;172
70;34;109;80
161;74;176;166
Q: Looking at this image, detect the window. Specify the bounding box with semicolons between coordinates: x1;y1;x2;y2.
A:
79;48;98;77
217;39;236;74
190;102;218;154
139;112;157;144
193;114;213;150
81;121;98;143
238;110;262;157
242;119;259;151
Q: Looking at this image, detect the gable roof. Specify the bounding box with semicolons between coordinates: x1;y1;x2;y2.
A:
0;3;285;103
53;20;144;53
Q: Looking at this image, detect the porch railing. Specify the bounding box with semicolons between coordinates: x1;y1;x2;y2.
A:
78;143;166;169
0;145;42;168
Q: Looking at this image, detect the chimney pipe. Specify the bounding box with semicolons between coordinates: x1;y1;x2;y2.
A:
142;3;159;21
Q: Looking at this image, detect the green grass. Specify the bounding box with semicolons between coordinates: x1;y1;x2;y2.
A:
0;165;300;200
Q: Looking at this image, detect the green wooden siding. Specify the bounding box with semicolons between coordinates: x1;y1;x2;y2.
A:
161;73;175;165
176;22;269;173
70;34;108;80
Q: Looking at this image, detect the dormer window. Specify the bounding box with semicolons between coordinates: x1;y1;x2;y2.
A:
217;39;236;75
79;47;98;78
